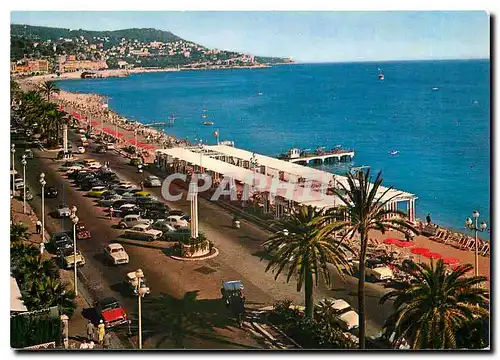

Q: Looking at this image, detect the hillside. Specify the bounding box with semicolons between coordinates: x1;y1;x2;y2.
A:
10;24;293;69
11;24;183;45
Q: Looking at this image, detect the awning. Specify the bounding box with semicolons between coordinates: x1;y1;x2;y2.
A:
11;276;27;312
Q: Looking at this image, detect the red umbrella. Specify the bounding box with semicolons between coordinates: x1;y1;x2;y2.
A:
396;241;414;248
411;247;430;255
128;139;138;145
383;238;400;245
423;252;442;260
442;257;460;265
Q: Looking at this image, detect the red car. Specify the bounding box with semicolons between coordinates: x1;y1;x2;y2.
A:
76;223;91;240
95;297;128;329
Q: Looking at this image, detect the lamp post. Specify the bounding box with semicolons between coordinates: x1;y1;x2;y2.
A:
39;173;46;242
135;268;148;349
70;210;79;296
11;144;16;196
21;155;27;213
465;210;487;278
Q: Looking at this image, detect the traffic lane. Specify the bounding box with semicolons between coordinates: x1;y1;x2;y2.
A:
83;143;394;332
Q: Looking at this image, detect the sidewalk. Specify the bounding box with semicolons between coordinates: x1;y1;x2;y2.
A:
10;198;125;350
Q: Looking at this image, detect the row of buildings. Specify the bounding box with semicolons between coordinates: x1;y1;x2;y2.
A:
11;55;108;75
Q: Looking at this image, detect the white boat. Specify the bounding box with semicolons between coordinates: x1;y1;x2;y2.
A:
258;92;263;96
203;121;214;126
432;87;439;91
389;150;399;155
378;73;384;80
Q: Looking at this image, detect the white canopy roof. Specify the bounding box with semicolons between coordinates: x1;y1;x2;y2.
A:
157;147;344;209
11;276;27;312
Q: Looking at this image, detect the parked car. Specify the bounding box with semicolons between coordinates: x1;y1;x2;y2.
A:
53;204;71;218
164;215;189;229
141;201;169;212
118;214;152;229
352;259;394;281
106;143;115;150
24;149;34;159
75;223;91;240
21;187;34;201
77;146;86;154
94;297;128;329
163;227;192;242
152;220;176;233
104;243;129;265
99;194;123;207
119;205;143;217
87;186;108;198
44;186;59;198
49;232;73;252
112;199;137;209
95;145;107;154
100;190;118;199
58;248;86;269
125;224;163;241
143;209;170;221
144;175;162;187
315;298;359;332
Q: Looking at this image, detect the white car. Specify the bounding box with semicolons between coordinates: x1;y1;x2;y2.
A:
165;215;189;229
77;146;86;154
65;165;84;175
104;243;129;265
125;224;163;241
318;298;359;331
152;220;177;233
144;175;162;187
13;178;25;190
353;259;394;281
119;214;152;229
88;161;102;169
106;143;115;150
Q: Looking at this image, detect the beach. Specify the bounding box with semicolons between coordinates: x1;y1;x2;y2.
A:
17;72;490;283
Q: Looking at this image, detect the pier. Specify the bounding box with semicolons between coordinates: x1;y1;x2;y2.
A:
277;147;355;166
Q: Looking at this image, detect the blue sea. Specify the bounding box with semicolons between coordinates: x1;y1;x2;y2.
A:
57;60;491;238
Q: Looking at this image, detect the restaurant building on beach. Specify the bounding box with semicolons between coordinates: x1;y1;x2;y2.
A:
155;145;418;221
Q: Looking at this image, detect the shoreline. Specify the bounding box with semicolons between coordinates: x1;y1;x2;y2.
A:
18;63;275;83
16;77;490;247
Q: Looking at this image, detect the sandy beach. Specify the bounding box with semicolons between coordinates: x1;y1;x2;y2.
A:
17;76;490;284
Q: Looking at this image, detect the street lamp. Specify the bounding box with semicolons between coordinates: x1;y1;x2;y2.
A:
135;269;148;349
70;213;79;296
11;144;16;196
465;210;487;278
39;173;46;242
21;154;27;213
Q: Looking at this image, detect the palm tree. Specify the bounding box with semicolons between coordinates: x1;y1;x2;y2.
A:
40;81;60;102
16;256;59;287
380;260;489;349
262;205;352;318
22;276;77;318
11;242;39;273
10;222;30;243
319;170;417;348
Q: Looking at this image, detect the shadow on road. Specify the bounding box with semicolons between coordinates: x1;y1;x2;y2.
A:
136;290;260;349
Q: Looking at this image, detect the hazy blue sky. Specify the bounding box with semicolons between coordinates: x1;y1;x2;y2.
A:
10;11;490;62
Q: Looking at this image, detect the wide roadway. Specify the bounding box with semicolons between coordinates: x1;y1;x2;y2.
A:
14;130;395;347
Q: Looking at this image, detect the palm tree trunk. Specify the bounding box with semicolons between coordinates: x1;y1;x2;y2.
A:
304;267;314;318
358;232;368;349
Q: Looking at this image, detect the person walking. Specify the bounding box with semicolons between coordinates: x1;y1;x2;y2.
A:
109;206;114;220
98;320;105;345
103;332;112;349
35;220;42;234
86;320;95;342
426;213;432;225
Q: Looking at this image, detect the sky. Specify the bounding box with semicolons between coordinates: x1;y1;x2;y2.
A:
10;11;490;63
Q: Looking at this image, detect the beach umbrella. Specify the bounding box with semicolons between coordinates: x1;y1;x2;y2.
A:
411;247;430;262
442;257;460;265
383;238;400;245
395;241;414;248
423;252;442;260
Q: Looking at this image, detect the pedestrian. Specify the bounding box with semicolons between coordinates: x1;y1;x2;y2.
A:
86;320;95;342
109;206;114;220
98;320;105;345
79;339;89;349
426;213;432;225
39;242;45;255
35;220;42;234
103;332;112;349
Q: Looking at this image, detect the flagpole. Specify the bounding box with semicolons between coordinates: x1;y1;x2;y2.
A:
216;129;220;145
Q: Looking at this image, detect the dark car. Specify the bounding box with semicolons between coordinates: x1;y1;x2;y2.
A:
44;186;58;198
135;196;156;206
143;209;170;221
168;210;186;217
141;201;169;212
112;199;137;208
81;179;104;191
100;190;118;200
120;206;142;217
94;297;128;329
49;232;73;252
95;145;107;154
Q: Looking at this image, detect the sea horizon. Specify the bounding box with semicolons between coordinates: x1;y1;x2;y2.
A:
56;59;490;239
